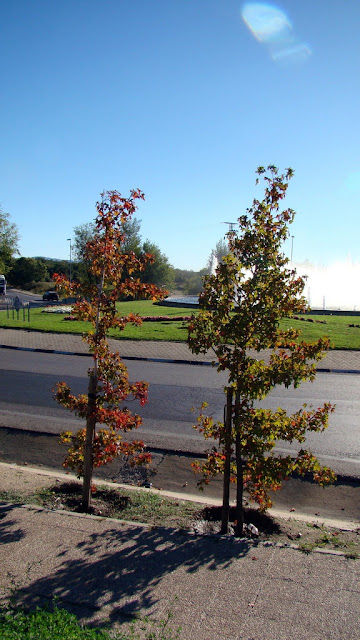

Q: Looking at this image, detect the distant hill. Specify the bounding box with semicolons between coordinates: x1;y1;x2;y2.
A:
33;256;65;261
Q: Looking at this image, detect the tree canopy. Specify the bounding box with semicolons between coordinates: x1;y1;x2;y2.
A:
188;165;335;535
0;208;20;274
9;257;48;286
54;189;166;511
206;238;229;273
73;217;142;263
73;217;173;292
141;240;174;289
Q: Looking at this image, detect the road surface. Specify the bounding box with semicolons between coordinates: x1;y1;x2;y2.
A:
0;349;359;478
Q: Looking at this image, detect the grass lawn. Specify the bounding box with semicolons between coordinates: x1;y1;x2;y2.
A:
0;601;181;639
0;301;195;342
1;300;360;349
281;314;360;350
0;604;113;639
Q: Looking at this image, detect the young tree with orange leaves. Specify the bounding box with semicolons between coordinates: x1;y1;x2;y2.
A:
54;189;166;511
188;166;335;535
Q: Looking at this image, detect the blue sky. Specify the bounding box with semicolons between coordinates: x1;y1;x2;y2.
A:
1;0;359;276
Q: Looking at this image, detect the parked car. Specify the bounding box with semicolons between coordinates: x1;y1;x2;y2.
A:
43;291;59;302
0;275;6;295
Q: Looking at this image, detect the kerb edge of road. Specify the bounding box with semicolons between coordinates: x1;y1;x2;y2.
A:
1;461;359;533
1;344;360;374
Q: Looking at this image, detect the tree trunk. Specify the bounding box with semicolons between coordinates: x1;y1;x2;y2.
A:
221;387;233;534
82;372;97;511
234;385;244;536
82;267;104;512
235;431;244;536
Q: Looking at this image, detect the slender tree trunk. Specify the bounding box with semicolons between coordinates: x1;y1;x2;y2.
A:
81;266;105;512
82;372;97;511
234;385;244;536
235;431;244;536
221;387;233;534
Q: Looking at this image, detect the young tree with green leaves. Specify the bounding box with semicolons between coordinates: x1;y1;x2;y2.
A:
0;207;20;274
74;217;142;263
141;239;175;289
54;189;166;512
206;238;229;273
73;219;174;292
188;166;335;536
9;257;48;287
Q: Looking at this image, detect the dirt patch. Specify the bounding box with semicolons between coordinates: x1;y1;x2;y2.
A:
37;481;132;518
192;505;360;556
0;464;57;497
2;474;358;557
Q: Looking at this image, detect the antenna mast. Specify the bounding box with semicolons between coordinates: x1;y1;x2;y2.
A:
222;222;237;233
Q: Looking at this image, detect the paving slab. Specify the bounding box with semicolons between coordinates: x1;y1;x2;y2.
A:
1;328;360;371
0;501;359;640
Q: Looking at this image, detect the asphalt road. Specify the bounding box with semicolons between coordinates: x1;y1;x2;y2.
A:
0;287;60;308
0;287;42;304
1;349;360;478
0;350;224;452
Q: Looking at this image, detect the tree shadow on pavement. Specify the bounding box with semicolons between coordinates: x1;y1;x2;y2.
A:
17;523;255;627
0;504;25;544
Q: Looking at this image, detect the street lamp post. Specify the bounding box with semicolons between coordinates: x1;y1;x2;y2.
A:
67;238;72;288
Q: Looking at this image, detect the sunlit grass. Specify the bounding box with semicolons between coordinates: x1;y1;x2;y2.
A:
0;600;183;639
0;604;112;639
0;301;195;342
282;315;360;350
0;301;360;348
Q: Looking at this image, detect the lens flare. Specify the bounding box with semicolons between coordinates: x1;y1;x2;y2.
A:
242;2;291;43
241;2;312;64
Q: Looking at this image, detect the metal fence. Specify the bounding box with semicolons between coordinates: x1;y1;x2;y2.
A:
4;296;31;321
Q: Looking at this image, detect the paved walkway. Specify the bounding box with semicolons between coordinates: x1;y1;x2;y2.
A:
0;463;359;640
1;328;360;371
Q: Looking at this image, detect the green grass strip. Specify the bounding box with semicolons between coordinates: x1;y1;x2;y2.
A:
1;300;360;348
0;604;114;639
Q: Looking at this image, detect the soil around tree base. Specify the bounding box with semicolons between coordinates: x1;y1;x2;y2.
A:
0;465;359;557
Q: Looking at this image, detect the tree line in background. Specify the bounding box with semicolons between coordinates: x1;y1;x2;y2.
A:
0;207;20;276
0;204;230;295
71;218;175;294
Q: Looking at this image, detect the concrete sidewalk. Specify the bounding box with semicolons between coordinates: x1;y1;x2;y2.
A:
1;327;360;371
0;465;359;640
1;503;359;640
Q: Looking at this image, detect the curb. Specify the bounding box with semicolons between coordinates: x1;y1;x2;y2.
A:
1;428;360;486
1;461;359;533
0;343;213;366
1;343;360;373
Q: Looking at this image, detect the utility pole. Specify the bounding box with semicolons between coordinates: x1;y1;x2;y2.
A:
222;221;237;233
